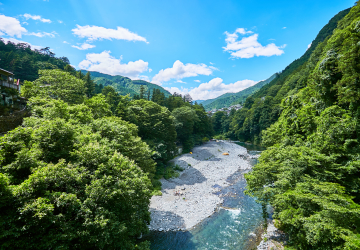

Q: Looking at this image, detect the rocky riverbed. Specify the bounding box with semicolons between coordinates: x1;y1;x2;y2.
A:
149;140;259;232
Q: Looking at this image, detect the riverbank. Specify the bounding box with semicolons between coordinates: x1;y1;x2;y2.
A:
149;140;257;231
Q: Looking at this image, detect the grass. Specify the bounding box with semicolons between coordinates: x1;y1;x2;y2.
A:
151;190;162;196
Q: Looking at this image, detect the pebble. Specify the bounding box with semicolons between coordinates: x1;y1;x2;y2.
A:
149;140;254;231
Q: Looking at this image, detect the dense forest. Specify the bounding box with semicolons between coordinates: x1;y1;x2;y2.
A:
244;4;360;249
0;63;213;248
81;70;172;99
212;7;351;144
0;39;70;81
1;2;360;249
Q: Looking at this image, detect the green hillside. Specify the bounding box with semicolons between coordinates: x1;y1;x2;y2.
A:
81;70;172;98
245;5;360;249
202;73;278;110
223;7;351;144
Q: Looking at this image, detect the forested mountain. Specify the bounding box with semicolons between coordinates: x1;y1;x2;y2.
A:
245;4;360;248
0;38;69;81
202;73;278;110
81;70;171;98
217;7;351;144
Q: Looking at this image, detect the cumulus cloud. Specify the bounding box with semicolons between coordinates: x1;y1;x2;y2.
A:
0;14;27;38
72;42;95;50
1;37;42;50
194;80;201;83
78;50;149;79
72;25;148;43
223;28;286;59
63;41;69;44
27;31;57;38
58;20;63;24
152;60;217;85
282;27;287;29
23;14;51;23
307;42;312;50
165;77;257;100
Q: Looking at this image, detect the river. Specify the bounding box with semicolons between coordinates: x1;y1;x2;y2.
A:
142;142;265;250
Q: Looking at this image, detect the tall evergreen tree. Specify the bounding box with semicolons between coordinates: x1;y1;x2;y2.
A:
139;85;145;99
84;72;95;98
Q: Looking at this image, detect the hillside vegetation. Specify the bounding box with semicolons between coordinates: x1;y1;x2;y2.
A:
0;39;69;81
1;65;213;249
202;73;277;110
82;70;171;98
214;7;351;144
244;4;360;249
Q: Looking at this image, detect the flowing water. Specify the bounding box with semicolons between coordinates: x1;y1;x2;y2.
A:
143;142;264;250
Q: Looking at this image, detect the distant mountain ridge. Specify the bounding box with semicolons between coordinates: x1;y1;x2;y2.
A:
81;70;172;98
202;73;278;110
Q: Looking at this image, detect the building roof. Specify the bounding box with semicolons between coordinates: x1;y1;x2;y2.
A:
0;68;14;76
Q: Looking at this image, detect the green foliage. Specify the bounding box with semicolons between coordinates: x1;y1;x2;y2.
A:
82;70;171;98
23;69;86;104
245;5;360;249
0;40;69;81
203;73;277;110
172;106;199;152
0;98;154;249
125;99;177;163
223;8;351;145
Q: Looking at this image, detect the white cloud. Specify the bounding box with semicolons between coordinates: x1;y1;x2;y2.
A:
307;42;312;50
194;80;201;83
152;60;217;85
72;42;95;50
138;75;150;81
149;68;152;72
63;41;70;44
23;14;51;23
27;31;57;38
282;27;287;29
58;20;63;24
22;22;29;25
223;28;285;59
78;50;149;79
72;24;148;43
0;14;27;38
1;37;42;50
165;77;257;100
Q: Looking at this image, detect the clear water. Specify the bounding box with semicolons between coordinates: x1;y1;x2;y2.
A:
143;143;264;250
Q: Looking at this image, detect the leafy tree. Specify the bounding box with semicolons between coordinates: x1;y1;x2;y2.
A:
126;99;177;163
25;69;86;104
172;106;199;152
0;98;154;249
246;5;360;248
0;39;69;82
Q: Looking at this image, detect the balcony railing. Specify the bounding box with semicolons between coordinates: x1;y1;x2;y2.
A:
0;80;18;90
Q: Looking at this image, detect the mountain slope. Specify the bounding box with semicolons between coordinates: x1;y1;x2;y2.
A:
82;70;172;98
245;4;360;249
226;7;351;144
202;73;278;110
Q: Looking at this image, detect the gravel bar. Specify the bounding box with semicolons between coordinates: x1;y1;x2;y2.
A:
149;140;255;232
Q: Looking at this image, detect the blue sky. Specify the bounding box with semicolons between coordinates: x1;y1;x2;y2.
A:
0;0;355;100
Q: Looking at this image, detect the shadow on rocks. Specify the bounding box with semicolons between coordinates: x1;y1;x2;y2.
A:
149;209;186;231
161;163;208;189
